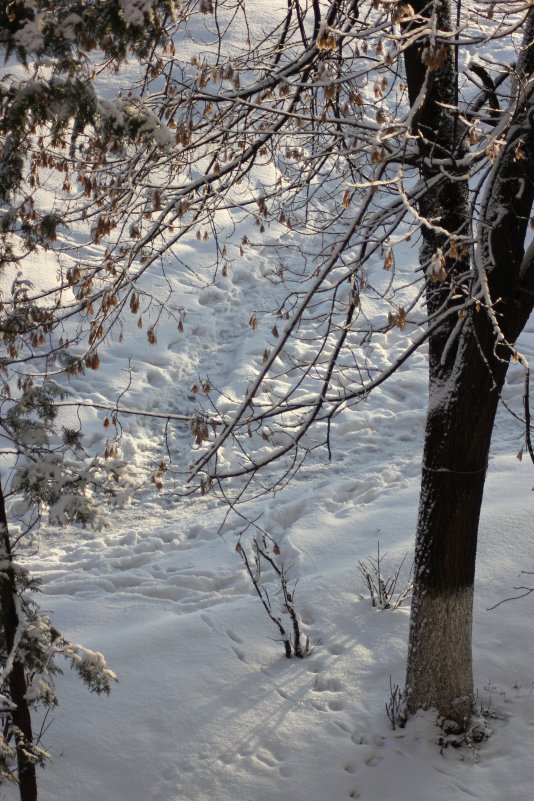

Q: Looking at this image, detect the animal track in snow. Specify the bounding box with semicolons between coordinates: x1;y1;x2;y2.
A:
263;497;310;532
300;607;317;626
225;629;243;644
449;780;480;798
244;743;292;779
312;675;343;693
146;367;169;388
332;720;352;735
231;645;248;664
364;753;383;767
327;699;345;712
327;642;346;656
253;748;278;768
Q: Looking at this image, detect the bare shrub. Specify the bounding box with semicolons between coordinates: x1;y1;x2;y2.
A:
236;534;310;659
358;544;413;611
385;677;404;731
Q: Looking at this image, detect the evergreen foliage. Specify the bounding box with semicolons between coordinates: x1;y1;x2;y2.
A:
0;2;177;797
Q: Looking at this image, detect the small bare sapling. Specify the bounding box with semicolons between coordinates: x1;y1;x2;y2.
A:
358;543;413;610
236;534;310;658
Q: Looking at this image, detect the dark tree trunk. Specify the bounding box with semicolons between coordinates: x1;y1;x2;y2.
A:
403;1;534;726
405;319;509;724
0;483;37;801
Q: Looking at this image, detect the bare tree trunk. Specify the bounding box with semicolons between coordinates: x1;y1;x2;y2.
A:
403;1;534;726
405;320;509;724
0;483;37;801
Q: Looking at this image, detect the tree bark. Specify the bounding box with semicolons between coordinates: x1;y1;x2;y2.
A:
0;483;37;801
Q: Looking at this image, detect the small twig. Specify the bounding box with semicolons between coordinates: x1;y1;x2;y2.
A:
487;572;534;610
523;368;534;464
52;399;191;422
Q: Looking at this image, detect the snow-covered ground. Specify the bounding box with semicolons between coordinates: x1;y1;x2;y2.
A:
3;226;532;801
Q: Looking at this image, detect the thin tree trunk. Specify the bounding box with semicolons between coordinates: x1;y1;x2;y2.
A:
0;483;37;801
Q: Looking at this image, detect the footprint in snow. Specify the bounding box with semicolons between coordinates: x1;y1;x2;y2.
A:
231;645;248;664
